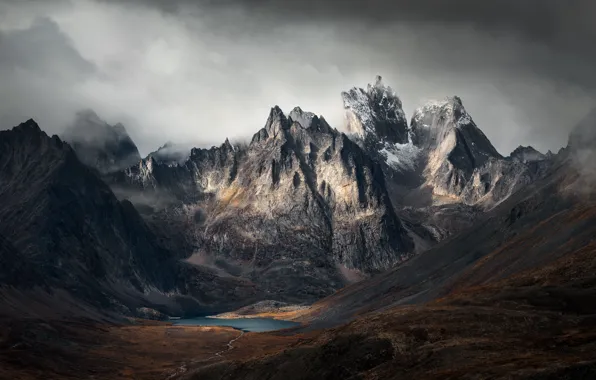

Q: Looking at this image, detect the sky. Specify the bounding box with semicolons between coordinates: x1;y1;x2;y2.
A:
0;0;595;156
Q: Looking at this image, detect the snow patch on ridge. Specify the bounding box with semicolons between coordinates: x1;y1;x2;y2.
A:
413;97;471;125
380;142;421;172
342;88;376;135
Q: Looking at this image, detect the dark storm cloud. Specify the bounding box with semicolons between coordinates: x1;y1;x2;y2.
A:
103;0;596;89
0;0;594;156
105;0;594;50
0;17;95;79
0;17;97;134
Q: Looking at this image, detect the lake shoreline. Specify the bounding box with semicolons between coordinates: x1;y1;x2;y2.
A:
171;316;302;333
208;300;312;321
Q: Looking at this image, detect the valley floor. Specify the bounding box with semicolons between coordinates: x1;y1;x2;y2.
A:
183;304;596;380
3;281;596;380
3;204;596;380
0;319;305;380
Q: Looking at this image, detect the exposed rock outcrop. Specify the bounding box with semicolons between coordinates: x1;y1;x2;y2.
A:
109;106;419;302
343;78;553;209
342;76;411;169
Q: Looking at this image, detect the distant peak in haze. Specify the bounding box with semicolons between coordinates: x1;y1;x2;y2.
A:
75;108;103;123
62;110;141;173
509;146;546;163
146;140;192;165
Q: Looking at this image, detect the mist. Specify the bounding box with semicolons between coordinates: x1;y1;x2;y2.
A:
0;0;594;156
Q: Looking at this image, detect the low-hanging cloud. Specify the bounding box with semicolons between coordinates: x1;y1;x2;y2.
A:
0;0;594;156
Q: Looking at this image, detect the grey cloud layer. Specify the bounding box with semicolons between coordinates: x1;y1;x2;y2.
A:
105;1;596;56
0;0;594;155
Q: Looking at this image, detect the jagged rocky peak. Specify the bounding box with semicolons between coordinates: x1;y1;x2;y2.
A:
411;96;501;169
397;96;543;208
191;137;236;161
289;106;335;135
112;102;418;285
146;141;191;165
251;106;289;144
62;109;141;173
342;75;409;145
264;105;290;137
1;119;70;159
288;106;316;129
0;119;211;317
509;146;546;163
8;118;47;138
14;118;42;132
252;106;335;146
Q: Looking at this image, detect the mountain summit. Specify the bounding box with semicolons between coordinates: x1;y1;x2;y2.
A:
343;78;551;208
342;76;409;158
62;110;141;173
107;104;423;302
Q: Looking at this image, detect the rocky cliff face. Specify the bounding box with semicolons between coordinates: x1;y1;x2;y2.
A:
343;79;552;209
303;107;596;330
103;78;562;302
409;97;534;207
342;76;411;169
62;110;141;173
110;105;419;301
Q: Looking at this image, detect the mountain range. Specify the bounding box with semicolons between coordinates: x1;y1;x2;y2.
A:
1;76;594;379
0;76;561;317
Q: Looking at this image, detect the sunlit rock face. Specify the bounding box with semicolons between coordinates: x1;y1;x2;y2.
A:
0;119;276;317
410;96;554;207
343;78;552;209
410;96;507;206
110;105;418;302
103;76;556;302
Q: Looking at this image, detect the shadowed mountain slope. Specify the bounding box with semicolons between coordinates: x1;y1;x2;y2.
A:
0;120;262;319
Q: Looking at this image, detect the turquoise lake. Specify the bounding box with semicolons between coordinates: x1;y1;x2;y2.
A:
172;317;300;332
